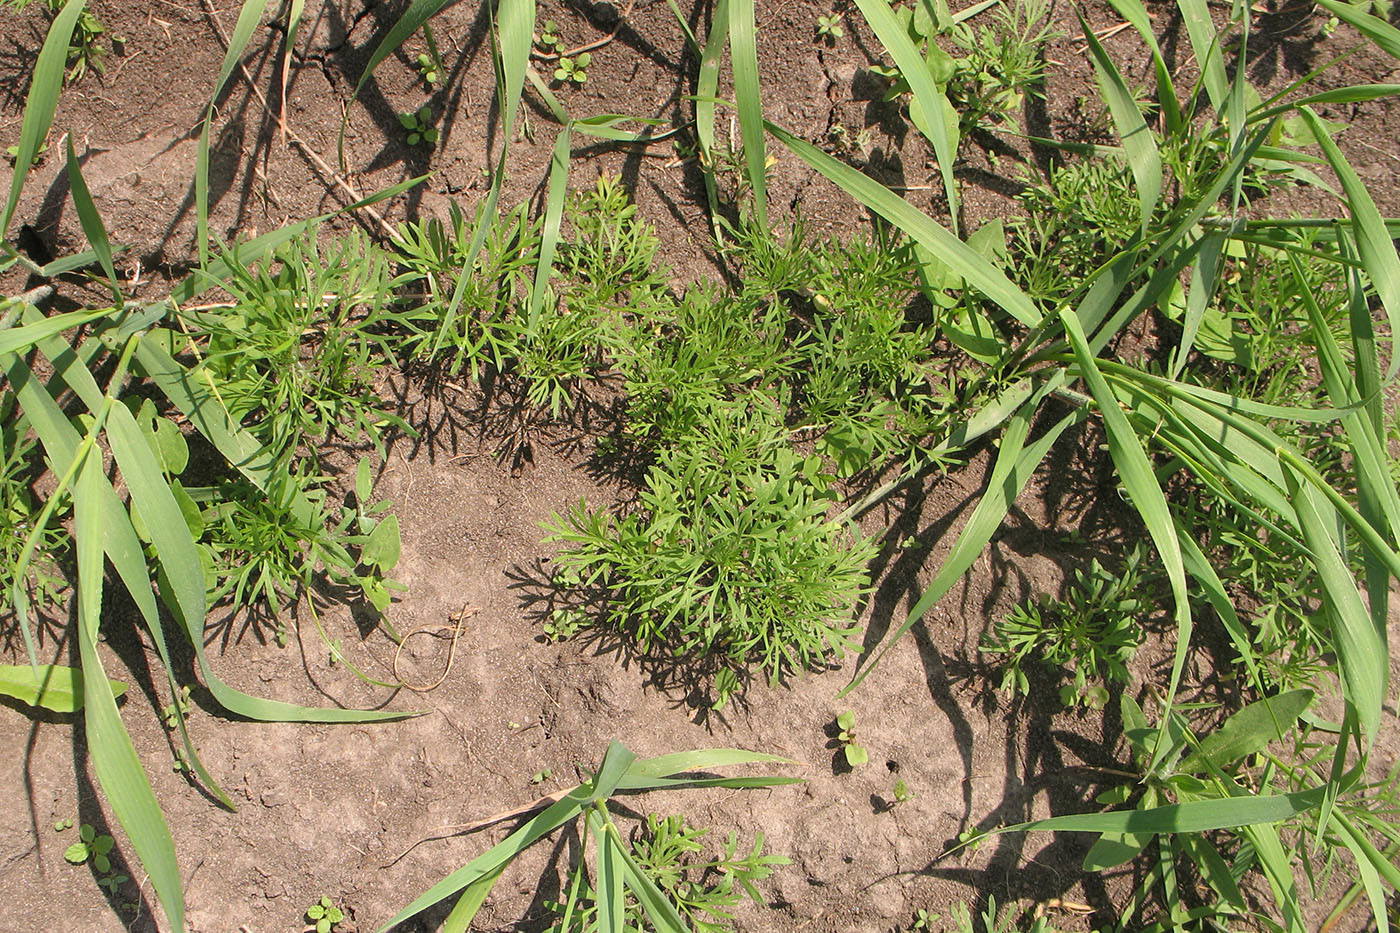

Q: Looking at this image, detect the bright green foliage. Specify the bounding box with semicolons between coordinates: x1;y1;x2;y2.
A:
981;548;1146;709
545;403;874;703
397;105;438;146
870;0;1058;135
186;230;404;456
815;12;843;42
834;710;868;767
414;52;439;86
547;814;787;932
64;823;116;873
306;895;345;933
0;664;125;713
0;420;66;616
161;685;191;729
553;51;591;85
6;0;109;82
535;18;561;52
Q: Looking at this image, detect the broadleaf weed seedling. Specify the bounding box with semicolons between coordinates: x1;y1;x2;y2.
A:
397;106;438;146
552;51;591;85
815;12;843;42
305;895;345;932
834;710;868;767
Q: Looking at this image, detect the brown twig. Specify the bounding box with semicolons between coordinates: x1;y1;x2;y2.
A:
380;786;574;868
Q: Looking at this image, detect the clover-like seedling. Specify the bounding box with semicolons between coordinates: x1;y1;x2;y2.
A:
306;895;344;932
553;52;590;85
415;52;439;87
536;19;562;52
835;710;867;767
397;106;439;147
815;12;843;42
64;823;116;873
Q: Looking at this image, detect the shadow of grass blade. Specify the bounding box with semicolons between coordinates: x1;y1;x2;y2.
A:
73;446;184;931
851;0;959;233
728;0;767;228
196;0;274;266
64;134;121;306
1;0;86;240
338;0;451;171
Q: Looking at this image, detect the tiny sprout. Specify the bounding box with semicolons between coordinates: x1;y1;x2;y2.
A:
53;818;73;832
815;12;843;42
892;777;913;804
530;768;553;785
64;823;116;872
415;52;439;86
306;895;345;933
553;51;591;85
397;106;439;147
835;710;868;767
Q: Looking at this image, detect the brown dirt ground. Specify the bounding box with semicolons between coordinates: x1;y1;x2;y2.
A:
2;0;1400;931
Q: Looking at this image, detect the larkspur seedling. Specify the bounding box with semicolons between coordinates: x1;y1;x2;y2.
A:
835;710;867;767
306;895;344;932
553;51;590;85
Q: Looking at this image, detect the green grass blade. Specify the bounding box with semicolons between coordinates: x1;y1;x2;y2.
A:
626;748;795;778
593;813;624;933
0;664;125;713
1;0;85;240
1102;0;1182;131
1315;0;1400;59
769;122;1040;326
844;382;1080;693
1078;10;1160;234
377;785;596;929
1285;467;1387;744
279;0;306;140
63;135;121;306
610;822;687;932
0;308;111;355
440;866;506;933
852;0;960;232
1300;106;1400;379
1061;309;1190;774
1171;231;1223;379
1334;823;1390;933
338;0;450;170
694;0;729;232
73;446;185;931
1000;786;1325;837
728;0;767;228
1174;0;1229;111
196;0;274;265
527;123;570;332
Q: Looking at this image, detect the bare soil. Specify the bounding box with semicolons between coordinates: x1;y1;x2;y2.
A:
2;1;1399;931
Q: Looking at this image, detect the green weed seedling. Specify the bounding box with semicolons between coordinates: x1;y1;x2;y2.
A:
835;710;868;767
529;768;552;785
553;52;591;85
8;0;109;81
5;140;47;166
892;777;913;805
306;895;344;932
535;19;562;52
397;106;438;146
815;12;843;42
981;549;1145;709
414;53;439;87
161;684;191;729
53;818;73;832
64;823;114;870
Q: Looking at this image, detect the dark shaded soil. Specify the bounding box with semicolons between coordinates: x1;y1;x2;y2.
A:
2;1;1399;931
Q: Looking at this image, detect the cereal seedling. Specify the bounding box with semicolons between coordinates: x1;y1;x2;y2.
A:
306;895;344;932
397;106;438;147
553;52;590;85
835;710;867;767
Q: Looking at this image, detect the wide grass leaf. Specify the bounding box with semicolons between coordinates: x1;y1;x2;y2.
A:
1;0;86;239
0;664;126;713
73;446;185;930
728;0;767;229
1002;785;1325;836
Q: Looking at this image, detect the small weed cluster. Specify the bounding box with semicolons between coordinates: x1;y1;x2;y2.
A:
546;813;785;931
981;547;1147;709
